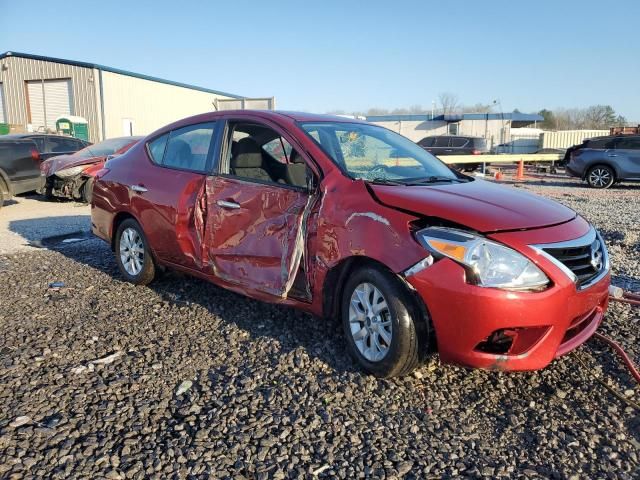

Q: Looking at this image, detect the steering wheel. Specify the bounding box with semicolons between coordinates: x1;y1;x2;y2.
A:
369;164;391;175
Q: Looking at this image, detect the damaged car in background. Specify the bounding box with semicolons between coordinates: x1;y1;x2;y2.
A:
91;111;611;377
40;136;142;202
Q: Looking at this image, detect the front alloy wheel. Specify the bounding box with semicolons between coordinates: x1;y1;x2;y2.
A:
587;166;614;189
342;265;428;377
114;219;156;285
349;283;393;362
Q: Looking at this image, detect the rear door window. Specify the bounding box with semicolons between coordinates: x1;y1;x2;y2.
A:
147;123;217;173
432;137;450;147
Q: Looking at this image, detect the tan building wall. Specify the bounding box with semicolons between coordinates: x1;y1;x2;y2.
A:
371;118;511;147
100;71;236;139
0;55;102;141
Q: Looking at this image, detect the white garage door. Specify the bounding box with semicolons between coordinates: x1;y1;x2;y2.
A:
26;79;73;130
0;83;6;123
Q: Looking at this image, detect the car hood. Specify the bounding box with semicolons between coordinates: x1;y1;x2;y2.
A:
371;179;576;232
42;154;104;177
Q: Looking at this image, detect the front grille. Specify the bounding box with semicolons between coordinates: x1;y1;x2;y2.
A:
541;234;606;288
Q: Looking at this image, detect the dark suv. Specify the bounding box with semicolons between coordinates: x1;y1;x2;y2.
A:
565;135;640;188
0;134;89;207
417;135;488;171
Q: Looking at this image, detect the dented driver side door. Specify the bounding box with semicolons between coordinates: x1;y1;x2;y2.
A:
202;119;313;297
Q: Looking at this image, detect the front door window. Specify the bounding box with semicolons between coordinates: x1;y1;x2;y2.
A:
204;120;314;297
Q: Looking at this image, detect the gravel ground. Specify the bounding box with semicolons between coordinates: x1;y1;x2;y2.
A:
0;178;638;479
0;194;90;255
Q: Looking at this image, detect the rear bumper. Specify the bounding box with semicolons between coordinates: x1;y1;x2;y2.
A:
565;164;582;178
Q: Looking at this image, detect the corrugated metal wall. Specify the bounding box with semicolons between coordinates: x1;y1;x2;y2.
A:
0;56;102;141
369;119;511;147
101;71;236;138
540;130;609;149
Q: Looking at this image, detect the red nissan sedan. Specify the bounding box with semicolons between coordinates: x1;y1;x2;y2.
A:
91;111;610;377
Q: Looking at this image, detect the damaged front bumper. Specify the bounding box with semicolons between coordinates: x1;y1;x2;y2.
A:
42;174;87;201
406;258;609;370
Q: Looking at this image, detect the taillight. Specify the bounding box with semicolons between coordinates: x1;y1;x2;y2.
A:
472;149;481;155
31;149;41;161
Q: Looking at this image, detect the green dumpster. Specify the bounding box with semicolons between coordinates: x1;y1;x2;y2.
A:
56;116;89;141
0;123;10;135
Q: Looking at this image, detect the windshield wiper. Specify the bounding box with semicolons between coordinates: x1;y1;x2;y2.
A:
405;176;466;185
367;177;407;185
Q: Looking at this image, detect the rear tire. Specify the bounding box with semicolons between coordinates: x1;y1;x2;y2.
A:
342;265;427;377
114;219;156;285
587;165;615;189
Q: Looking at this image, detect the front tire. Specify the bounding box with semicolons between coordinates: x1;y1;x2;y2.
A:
587;165;615;189
342;265;427;377
114;219;156;285
82;177;94;204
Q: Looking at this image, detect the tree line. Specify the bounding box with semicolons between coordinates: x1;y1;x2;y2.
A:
328;92;630;130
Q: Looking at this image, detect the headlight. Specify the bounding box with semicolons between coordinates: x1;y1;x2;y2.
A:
55;166;86;178
415;227;549;291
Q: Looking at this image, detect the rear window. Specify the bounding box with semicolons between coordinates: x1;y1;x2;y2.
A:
585;138;615;149
472;138;487;150
418;137;435;147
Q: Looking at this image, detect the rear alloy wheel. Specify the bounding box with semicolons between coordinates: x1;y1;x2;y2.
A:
587;165;615;189
114;219;156;285
342;265;426;377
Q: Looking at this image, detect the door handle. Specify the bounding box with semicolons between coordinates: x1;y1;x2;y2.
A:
607;154;618;157
130;184;148;193
216;199;240;209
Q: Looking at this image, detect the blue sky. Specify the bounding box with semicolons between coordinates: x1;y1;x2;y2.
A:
2;0;639;119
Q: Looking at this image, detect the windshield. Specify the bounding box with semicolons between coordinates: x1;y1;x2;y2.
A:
74;137;140;160
299;122;458;183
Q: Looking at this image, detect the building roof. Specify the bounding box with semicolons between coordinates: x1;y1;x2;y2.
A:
0;51;243;99
366;112;544;123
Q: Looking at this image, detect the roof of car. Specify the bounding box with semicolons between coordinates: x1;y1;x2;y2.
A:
274;111;368;123
0;133;81;140
587;134;640;141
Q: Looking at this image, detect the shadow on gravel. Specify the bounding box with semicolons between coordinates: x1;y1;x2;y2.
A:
41;229;357;375
9;215;92;247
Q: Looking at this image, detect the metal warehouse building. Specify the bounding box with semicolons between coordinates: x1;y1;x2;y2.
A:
0;51;273;142
367;112;544;149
